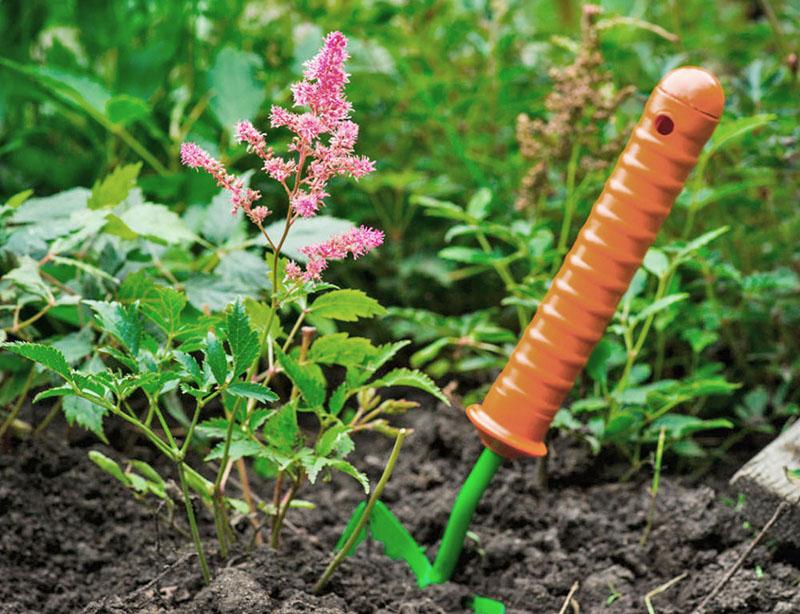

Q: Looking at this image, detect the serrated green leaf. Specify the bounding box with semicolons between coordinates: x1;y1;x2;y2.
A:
263;403;300;454
225;301;259;378
369;368;447;404
308;334;378;367
4;255;53;302
228;381;278;403
63;395;107;442
310;289;386;322
243;298;283;339
203;332;228;385
326;459;369;493
3;342;72;381
88;163;142;209
206;439;263;462
174;351;204;386
84;300;142;356
328;382;348;416
275;347;326;407
33;385;73;403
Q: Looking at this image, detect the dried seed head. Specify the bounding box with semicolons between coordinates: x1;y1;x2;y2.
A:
515;8;634;212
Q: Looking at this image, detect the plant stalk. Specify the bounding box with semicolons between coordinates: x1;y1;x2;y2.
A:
177;462;211;584
314;428;408;593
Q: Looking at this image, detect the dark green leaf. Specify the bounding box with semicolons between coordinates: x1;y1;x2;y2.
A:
275;347;326;407
203;332;228;385
225;301;259;377
3;342;72;380
369;368;447;404
84;301;142;356
228;381;278;403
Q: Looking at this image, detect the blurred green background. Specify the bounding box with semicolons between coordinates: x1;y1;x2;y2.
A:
1;0;798;464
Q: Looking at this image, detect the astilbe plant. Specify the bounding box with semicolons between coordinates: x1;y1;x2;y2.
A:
3;31;445;585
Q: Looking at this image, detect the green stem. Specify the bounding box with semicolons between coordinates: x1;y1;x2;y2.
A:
616;273;668;392
474;230;528;330
424;447;505;586
177;462;211;584
0;367;36;439
314;429;408;594
555;143;581;264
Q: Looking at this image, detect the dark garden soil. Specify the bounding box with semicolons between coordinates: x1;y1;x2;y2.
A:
2;401;799;614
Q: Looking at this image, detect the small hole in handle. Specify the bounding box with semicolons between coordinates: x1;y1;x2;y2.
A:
655;114;674;136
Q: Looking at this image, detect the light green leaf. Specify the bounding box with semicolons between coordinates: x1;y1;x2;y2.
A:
369;368;447;404
310;289;386;322
327;459;369;493
88;163;142;209
174;351;204;386
643;248;669;277
118;202;197;244
678;226;729;259
411;195;467;221
631;293;689;324
4;255;53;302
244;298;283;339
6;189;33;208
705;114;775;159
438;246;505;265
88;451;129;485
105;95;150;125
308;334;378;367
3;342;72;380
208;47;264;129
466;188;492;220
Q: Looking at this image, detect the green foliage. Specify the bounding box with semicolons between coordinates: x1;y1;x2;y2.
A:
0;0;798;586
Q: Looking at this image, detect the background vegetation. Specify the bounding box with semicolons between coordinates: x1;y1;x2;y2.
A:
1;0;798;473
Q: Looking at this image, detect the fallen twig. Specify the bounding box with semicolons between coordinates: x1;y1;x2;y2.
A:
645;572;687;614
557;581;580;614
692;501;789;613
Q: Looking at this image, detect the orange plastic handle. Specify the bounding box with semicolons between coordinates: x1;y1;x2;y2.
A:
467;67;725;459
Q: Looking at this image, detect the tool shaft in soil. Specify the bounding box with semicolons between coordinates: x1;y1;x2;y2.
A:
423;447;505;586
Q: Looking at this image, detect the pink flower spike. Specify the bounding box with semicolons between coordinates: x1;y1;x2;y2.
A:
181;142;219;171
303;258;328;281
235;121;270;159
247;206;271;225
285;261;302;280
291;191;322;218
